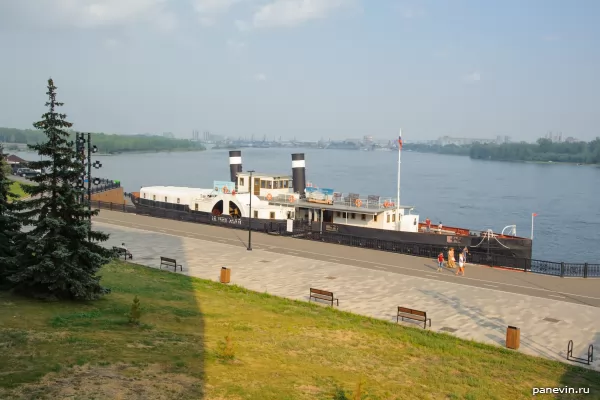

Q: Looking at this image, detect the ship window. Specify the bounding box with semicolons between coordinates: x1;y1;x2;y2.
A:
387;214;390;223
239;177;245;186
361;214;366;220
274;181;279;189
342;212;347;218
261;180;266;188
270;212;275;219
267;181;272;189
283;181;288;188
392;214;396;222
177;198;180;204
195;203;198;211
254;210;258;218
143;193;146;199
351;213;356;219
288;180;293;188
153;195;156;201
336;211;341;217
165;197;167;202
374;215;378;222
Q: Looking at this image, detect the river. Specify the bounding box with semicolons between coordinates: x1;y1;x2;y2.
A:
11;148;600;263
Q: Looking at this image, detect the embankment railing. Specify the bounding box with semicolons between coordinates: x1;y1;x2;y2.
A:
92;199;600;279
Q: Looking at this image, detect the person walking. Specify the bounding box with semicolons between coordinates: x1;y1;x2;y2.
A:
425;217;431;232
462;246;469;264
437;252;445;272
438;221;443;234
447;247;456;269
457;252;465;276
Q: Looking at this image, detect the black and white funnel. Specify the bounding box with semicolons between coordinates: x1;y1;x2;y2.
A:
291;153;306;198
229;150;242;188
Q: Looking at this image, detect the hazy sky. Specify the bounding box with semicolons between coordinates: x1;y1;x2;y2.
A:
0;0;598;141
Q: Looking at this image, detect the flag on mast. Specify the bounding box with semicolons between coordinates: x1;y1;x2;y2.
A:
532;213;538;217
398;134;403;150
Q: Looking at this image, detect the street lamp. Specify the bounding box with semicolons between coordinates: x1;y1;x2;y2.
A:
247;170;255;251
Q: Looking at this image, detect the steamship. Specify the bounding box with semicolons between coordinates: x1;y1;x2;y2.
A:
131;151;533;260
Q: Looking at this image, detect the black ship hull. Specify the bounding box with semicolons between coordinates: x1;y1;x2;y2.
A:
131;201;532;261
314;222;533;260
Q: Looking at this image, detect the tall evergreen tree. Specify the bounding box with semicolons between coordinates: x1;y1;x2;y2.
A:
0;144;20;289
8;78;112;300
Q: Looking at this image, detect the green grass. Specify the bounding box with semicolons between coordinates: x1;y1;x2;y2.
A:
8;180;29;200
0;261;598;400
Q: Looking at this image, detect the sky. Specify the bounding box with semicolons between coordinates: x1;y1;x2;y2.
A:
0;0;599;142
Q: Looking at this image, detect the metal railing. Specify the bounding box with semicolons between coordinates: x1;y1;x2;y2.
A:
91;199;600;278
90;180;120;194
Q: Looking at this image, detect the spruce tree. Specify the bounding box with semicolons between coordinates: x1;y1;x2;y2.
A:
8;78;112;300
0;144;20;289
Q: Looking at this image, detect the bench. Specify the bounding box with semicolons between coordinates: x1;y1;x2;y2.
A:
160;256;182;272
397;306;431;329
112;246;132;260
309;288;339;307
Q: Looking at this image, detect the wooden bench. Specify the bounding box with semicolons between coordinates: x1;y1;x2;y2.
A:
397;306;431;329
309;288;339;307
160;256;182;272
112;246;132;260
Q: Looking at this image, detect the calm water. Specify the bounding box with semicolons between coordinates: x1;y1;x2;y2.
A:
13;148;600;262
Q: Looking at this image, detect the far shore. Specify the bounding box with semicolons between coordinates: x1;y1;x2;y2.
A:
408;150;600;167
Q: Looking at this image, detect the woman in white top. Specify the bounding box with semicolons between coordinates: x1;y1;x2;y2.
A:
456;253;465;276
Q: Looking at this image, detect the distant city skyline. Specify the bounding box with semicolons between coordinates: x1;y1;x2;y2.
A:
0;1;599;141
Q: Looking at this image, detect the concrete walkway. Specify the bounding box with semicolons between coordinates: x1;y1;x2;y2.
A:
96;221;600;370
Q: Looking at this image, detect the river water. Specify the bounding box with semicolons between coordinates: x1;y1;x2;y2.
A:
12;148;600;263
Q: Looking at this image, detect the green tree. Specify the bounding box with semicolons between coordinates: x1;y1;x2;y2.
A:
0;144;20;289
8;79;112;300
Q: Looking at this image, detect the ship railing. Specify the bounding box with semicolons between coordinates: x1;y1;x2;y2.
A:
334;197;397;210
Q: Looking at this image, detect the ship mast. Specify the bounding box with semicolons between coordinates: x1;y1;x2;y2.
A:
396;128;402;231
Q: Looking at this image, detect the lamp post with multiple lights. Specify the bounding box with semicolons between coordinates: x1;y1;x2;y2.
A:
247;170;255;251
75;132;101;240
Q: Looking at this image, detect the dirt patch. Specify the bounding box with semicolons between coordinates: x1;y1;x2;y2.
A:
126;342;154;349
297;384;322;395
2;363;202;400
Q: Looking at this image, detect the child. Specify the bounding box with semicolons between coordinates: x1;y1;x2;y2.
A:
447;248;456;269
456;253;465;276
437;252;444;272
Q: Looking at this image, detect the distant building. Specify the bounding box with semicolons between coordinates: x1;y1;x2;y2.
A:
437;136;496;146
162;132;174;139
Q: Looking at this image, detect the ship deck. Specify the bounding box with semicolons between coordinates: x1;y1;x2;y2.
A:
268;198;414;215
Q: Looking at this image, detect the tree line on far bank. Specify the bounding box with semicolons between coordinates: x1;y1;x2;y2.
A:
0;127;205;154
404;138;600;164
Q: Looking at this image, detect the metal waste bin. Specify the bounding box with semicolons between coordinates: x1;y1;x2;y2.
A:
220;267;231;284
506;326;520;350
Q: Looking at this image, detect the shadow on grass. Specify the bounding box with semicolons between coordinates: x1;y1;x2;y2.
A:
0;226;206;399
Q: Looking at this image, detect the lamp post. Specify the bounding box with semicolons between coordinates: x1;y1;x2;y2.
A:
247;170;255;251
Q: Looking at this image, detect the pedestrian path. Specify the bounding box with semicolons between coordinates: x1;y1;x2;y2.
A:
96;221;600;370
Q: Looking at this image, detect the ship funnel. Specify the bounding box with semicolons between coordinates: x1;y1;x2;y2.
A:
291;153;306;198
229;150;242;189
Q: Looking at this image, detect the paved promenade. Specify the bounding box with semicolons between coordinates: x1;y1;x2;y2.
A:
94;211;600;370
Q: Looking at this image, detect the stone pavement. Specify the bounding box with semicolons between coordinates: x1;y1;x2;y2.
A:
97;221;600;370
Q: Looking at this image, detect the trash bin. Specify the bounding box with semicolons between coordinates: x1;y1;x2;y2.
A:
220;267;231;284
506;326;520;350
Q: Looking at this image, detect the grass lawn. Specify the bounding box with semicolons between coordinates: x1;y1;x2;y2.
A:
0;261;598;400
8;180;29;200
